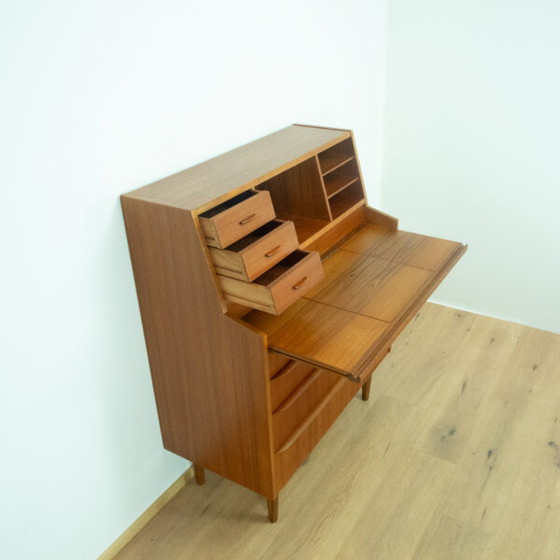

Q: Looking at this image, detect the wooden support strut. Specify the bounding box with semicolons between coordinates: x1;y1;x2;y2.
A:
267;496;279;523
361;377;372;401
193;464;205;485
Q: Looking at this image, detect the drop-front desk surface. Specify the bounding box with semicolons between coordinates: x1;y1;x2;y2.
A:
121;124;466;522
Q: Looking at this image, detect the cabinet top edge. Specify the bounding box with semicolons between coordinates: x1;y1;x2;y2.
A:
122;125;351;211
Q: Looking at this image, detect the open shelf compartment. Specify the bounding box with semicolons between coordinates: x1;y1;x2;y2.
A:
318;137;356;175
329;182;365;219
256;158;332;243
324;159;360;198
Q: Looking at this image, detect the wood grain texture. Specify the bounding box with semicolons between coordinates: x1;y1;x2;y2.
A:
267;351;292;379
125;125;349;212
363;205;399;230
269;359;315;412
287;215;330;245
341;225;460;271
323;159;360;198
274;376;358;490
199;190;276;248
120;124;466;525
208;220;299;281
305;249;434;323
318;137;355;175
120;197;275;497
302;203;365;256
257;156;332;222
329;182;365;219
272;366;341;452
219;251;324;315
248;298;391;380
247;225;466;381
112;304;560;560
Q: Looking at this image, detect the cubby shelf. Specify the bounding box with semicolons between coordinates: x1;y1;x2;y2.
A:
320;154;355;176
326;175;360;199
329;183;365;219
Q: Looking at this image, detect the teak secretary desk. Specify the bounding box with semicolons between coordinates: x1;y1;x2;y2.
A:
121;124;466;522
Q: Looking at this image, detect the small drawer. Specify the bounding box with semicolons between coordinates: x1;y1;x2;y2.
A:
270;359;316;412
199;190;276;249
218;250;324;315
208;220;299;282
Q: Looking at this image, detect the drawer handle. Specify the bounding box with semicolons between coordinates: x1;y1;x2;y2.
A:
275;369;321;413
239;213;256;225
292;276;308;290
277;378;346;453
265;245;281;258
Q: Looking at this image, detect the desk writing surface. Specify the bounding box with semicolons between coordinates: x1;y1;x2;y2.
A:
246;225;467;381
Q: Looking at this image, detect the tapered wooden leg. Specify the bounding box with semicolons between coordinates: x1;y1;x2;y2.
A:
267;496;278;523
193;464;205;485
362;376;372;401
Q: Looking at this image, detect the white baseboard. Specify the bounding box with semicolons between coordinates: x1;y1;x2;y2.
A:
98;466;194;560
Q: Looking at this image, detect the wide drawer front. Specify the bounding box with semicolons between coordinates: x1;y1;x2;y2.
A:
272;365;341;452
208;220;299;282
274;372;358;491
218;250;324;315
199;190;276;249
270;359;318;413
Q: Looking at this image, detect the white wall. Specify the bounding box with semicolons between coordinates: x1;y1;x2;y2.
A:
382;0;560;334
0;1;386;558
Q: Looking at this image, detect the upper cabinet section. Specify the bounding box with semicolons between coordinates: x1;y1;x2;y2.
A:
123;125;369;316
318;138;365;219
255;132;366;244
124;126;352;211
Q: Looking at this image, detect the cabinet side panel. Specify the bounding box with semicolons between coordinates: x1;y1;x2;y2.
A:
121;197;275;497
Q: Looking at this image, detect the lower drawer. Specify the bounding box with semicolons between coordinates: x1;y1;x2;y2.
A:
268;352;292;379
273;371;359;491
270;359;316;412
272;367;340;451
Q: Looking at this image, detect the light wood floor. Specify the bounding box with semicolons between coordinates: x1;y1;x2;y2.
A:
114;303;560;560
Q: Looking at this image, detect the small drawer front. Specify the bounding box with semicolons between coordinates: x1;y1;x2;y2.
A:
270;359;316;412
218;250;324;315
272;367;341;452
208;220;299;282
199;190;276;249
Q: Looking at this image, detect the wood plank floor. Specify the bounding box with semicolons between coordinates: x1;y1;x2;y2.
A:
114;303;560;560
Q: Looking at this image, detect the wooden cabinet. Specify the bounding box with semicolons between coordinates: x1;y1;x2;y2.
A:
121;125;466;522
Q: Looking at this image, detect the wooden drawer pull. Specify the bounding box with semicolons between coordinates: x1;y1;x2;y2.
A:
291;276;308;290
265;245;282;258
277;378;345;453
239;213;256;225
271;360;299;381
275;369;321;413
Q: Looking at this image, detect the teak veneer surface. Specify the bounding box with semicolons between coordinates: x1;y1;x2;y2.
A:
120;198;275;497
121;123;466;523
247;225;467;381
125;126;349;211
